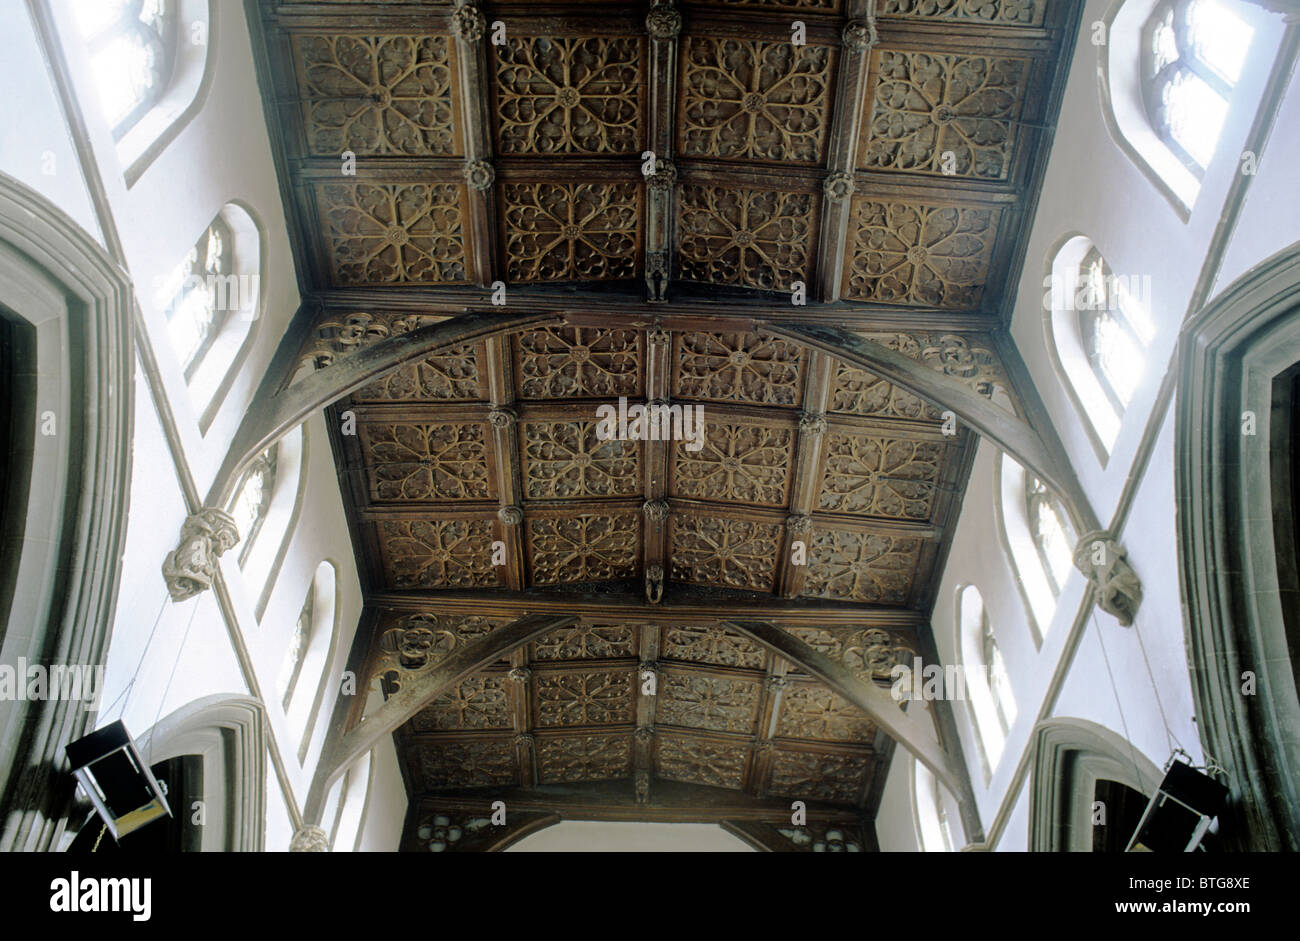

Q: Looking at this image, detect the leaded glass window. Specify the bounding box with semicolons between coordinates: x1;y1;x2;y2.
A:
1142;0;1255;174
72;0;177;140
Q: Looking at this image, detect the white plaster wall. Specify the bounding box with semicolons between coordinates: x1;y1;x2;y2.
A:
875;753;921;851
0;3;101;244
0;2;370;850
356;735;407;852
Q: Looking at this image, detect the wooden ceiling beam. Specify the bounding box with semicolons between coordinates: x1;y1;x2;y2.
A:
453;1;498;287
776;351;834;599
644;4;681;302
368;586;929;629
408;780;866;825
309;287;1004;332
815;2;875;303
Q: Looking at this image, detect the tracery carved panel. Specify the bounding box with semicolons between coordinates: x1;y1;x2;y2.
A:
360;422;493;502
674;333;806;407
302;312;471;374
783;627;918;681
672;421;794;507
317;182;468;285
859;331;1005;398
501;182;640;282
515;327;643;399
680;38;835;164
412;677;511;732
534;623;640;661
375;612;510;681
492;36;644;156
829;361;944;422
670;516;783;592
843;199;997;309
660;625;766;669
801;529;924;603
378;519;500;589
293;35;459;157
878;0;1047;26
818;433;946;520
656;733;747;789
521;420;642;499
535;669;637;727
768;749;870;803
535;733;633;783
353;344;483;402
527;512;641;585
861;51;1030;180
677;184;816;291
414;740;518;790
775;684;877;742
658;671;762;734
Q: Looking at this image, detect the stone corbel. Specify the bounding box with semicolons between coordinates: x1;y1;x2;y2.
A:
161;508;240;602
1073;531;1142;626
289;825;329;852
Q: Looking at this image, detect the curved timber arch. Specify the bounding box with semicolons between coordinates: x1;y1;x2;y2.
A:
213;310;1099;537
1176;239;1300;851
762;321;1100;538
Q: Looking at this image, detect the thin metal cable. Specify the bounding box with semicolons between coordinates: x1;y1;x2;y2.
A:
100;589;170;722
145;597;201;766
1091;608;1152;788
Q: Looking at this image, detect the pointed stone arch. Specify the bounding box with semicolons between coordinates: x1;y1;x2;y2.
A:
1026;718;1162;852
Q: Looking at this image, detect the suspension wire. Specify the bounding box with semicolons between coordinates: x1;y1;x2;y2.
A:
1091;608;1153;790
99;589;171;723
1129;604;1187;756
146;596;202;766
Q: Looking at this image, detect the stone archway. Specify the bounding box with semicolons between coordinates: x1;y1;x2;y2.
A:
1176;240;1300;851
1026;718;1162;852
0;172;134;851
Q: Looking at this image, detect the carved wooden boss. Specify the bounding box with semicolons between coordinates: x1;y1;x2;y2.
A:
225;0;1116;850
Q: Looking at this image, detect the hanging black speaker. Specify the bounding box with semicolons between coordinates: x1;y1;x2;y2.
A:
1126;755;1229;852
65;721;172;841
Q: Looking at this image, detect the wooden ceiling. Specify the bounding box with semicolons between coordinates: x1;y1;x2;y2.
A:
247;0;1080;847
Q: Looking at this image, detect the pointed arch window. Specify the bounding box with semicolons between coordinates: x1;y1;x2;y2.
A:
159;216;233;376
72;0;178;141
980;612;1015;738
1142;0;1254;175
1026;474;1077;597
1046;237;1154;458
278;588;313;711
228;448;276;567
913;760;955;853
957;584;1016;779
1077;248;1152;416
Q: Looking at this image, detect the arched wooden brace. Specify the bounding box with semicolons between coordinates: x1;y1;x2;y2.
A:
304;613;577;825
722;619;985;845
761;321;1101;537
205;310;565;509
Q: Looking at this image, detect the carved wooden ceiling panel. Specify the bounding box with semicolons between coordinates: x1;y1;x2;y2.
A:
325;324;974;605
254;0;1075;306
378;608;903;808
250;0;1081;841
